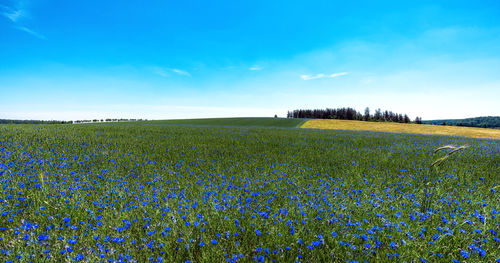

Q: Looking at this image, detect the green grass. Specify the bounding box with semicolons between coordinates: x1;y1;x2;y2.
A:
139;117;307;128
0;123;498;262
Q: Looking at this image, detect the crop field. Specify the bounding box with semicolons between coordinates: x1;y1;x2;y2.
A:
301;119;500;140
0;123;499;262
142;118;307;128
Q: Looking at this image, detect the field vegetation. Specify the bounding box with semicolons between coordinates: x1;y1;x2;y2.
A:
301;119;500;140
0;123;498;262
142;117;306;128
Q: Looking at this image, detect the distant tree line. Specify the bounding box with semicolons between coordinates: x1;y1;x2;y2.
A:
73;118;146;123
0;119;72;124
287;107;423;124
0;118;147;124
423;116;500;129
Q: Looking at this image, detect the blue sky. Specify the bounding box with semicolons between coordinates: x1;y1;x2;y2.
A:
1;0;500;120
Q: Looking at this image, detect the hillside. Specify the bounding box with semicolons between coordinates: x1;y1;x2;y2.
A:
142;117;307;128
301;119;500;139
423;116;500;128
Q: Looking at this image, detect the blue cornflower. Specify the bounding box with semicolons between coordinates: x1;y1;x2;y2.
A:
211;240;218;245
390;241;397;249
72;254;84;262
460;250;469;258
255;229;262;236
38;234;49;241
199;242;205;247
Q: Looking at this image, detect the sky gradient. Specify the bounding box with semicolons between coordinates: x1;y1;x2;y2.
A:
1;0;500;120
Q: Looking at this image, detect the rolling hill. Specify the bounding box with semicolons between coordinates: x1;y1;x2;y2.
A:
423;116;500;128
141;117;307;128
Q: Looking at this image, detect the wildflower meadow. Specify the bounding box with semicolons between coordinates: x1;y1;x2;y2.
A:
0;123;498;262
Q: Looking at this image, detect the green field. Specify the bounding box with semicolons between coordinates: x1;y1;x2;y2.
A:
0;123;498;262
140;117;307;128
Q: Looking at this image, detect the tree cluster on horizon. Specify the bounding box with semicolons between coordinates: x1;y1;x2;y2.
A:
0;119;72;124
287;107;423;124
73;118;146;123
423;116;500;128
0;118;147;125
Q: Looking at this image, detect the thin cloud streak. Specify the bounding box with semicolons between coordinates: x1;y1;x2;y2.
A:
1;1;45;39
151;66;170;77
2;7;24;22
300;72;348;80
249;66;262;71
15;25;45;39
329;72;348;78
172;68;191;77
150;67;191;77
300;73;325;80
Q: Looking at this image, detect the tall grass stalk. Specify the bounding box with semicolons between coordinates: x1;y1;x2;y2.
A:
421;145;468;213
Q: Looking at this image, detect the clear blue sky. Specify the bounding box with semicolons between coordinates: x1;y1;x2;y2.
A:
1;0;499;120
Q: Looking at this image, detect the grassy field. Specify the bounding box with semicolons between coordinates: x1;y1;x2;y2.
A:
301;119;500;139
0;123;498;262
142;117;307;128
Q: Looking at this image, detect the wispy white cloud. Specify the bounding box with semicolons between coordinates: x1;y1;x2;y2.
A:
300;72;348;80
151;66;170;77
2;7;25;22
15;25;45;39
1;1;45;39
300;73;325;80
328;72;348;78
150;67;191;77
172;68;191;77
249;65;262;71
